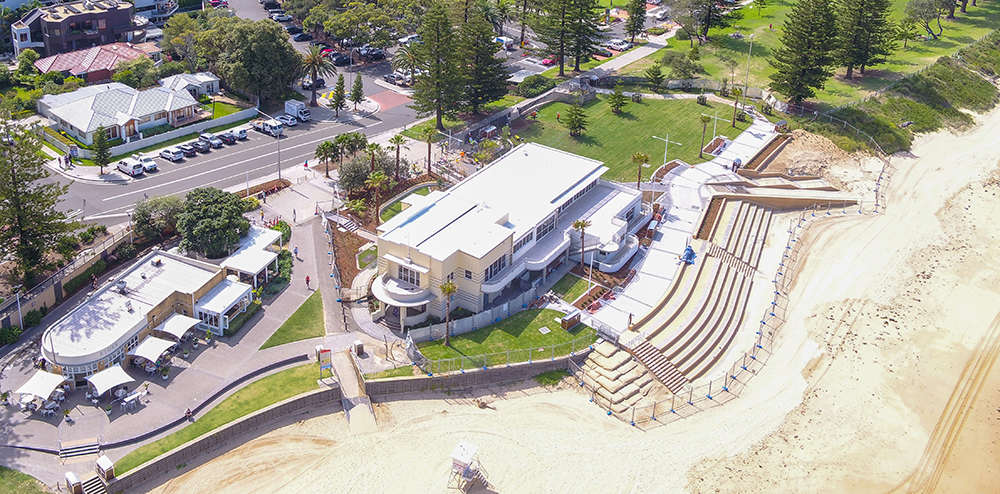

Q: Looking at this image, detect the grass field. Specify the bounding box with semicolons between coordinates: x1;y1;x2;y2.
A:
380;185;432;222
0;467;49;494
259;290;324;350
417;309;596;372
550;273;591;303
618;0;1000;108
364;365;419;379
115;362;320;474
356;245;378;270
520;96;751;182
208;101;244;119
401;115;465;140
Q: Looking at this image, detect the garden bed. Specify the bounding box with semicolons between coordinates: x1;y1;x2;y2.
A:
651;160;685;182
703;137;726;156
695;197;724;240
235;179;292;198
744;134;790;171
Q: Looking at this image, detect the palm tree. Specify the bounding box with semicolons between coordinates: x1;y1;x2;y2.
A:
335;133;351;169
631;152;650;189
299;45;337;107
390;45;421;86
316;140;336;178
419;126;437;176
365;170;389;226
350;132;368;157
366;142;382;173
439;280;457;346
495;0;513;36
387;134;408;180
699;115;711;158
572;219;592;271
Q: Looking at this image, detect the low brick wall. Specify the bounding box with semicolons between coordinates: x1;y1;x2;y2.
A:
109;385;341;493
366;351;591;396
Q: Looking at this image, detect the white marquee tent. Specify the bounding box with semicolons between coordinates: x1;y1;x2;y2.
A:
86;364;134;396
14;370;66;399
126;335;176;363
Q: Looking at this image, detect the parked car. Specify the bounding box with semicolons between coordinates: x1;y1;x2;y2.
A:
292;32;313;42
340;38;358;47
655;9;670;20
159;148;184;162
177;144;197;157
397;34;420;46
383;72;407;85
199;133;224;148
607;39;633;51
301;78;325;90
262;0;279;9
542;57;557;66
267;8;284;14
218;132;237;145
276;115;298;127
132;154;158;172
191;140;211;153
365;48;386;60
232;128;248;140
285;26;302;34
593;47;613;58
320;47;336;56
329;53;350;66
271;13;292;22
117;159;144;177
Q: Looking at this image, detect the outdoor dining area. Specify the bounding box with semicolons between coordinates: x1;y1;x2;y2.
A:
12;370;69;418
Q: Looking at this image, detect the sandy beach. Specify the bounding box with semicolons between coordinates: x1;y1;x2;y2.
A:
143;107;1000;494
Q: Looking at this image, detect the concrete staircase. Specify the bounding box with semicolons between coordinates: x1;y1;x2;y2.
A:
81;474;108;494
628;340;689;394
59;439;100;460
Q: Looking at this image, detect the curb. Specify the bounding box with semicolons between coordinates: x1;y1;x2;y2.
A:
43;162;131;185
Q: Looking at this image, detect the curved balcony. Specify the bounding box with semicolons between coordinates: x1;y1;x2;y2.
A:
371;273;437;307
523;233;571;271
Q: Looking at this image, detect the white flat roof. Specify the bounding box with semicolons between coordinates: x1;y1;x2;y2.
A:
196;277;252;314
42;251;219;366
379;143;607;261
222;226;281;275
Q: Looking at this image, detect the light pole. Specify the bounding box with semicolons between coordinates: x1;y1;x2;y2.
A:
651;133;682;168
13;284;22;329
125;209;133;243
256;109;282;181
743;34;754;109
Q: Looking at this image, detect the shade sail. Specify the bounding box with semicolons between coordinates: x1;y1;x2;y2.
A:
14;371;66;399
126;336;175;363
156;313;201;339
86;364;134;396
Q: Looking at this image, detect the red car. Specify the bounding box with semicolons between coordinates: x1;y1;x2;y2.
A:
321;48;336;55
542;57;557;66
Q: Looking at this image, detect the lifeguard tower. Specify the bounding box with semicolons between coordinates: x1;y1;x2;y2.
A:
448;441;490;492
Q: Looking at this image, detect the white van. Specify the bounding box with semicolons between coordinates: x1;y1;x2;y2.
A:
117;159;144;177
495;36;515;50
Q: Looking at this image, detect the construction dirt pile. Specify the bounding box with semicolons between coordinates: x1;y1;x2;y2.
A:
141;110;1000;494
764;129;886;201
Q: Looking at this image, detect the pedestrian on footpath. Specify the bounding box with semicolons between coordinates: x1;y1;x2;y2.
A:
305;275;311;289
557;111;561;121
294;246;299;259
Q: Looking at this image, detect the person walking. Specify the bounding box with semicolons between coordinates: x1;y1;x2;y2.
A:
557;111;561;121
294;246;299;259
305;275;311;289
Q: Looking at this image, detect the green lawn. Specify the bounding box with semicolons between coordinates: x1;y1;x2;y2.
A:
484;94;526;113
541;50;634;79
0;467;49;494
356;245;378;270
114;362;321;474
618;0;1000;109
364;365;419;379
380;185;432;222
417;309;596;373
401;115;465;140
550;273;591;303
520;96;751;182
259;290;325;350
209;101;244;119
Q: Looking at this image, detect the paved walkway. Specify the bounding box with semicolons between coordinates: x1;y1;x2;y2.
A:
330;350;377;434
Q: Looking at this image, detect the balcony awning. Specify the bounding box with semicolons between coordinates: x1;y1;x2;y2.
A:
371;278;437;308
383;253;430;274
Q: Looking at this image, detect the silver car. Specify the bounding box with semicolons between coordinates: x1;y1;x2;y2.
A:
159;148;184;162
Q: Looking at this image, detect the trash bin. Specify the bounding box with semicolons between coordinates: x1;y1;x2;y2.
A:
353;340;364;356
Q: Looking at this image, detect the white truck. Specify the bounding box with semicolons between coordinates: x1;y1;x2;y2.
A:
250;118;284;137
284;100;311;121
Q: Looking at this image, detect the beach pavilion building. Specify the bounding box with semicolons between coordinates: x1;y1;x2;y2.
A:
40;248;253;388
371;143;648;330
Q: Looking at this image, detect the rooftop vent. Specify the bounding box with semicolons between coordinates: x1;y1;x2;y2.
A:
140;272;146;280
125;300;133;312
83;0;93;9
115;280;127;294
65;5;81;13
151;258;163;267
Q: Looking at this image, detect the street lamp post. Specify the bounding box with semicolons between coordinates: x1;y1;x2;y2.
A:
651;133;682;168
743;34;754;110
13;284;22;329
126;209;133;243
256;109;282;181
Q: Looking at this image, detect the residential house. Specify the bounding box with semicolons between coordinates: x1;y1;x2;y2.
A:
158;72;221;97
33;42;151;84
37;82;201;144
12;0;146;58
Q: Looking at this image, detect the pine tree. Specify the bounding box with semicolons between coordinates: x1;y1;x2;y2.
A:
567;0;603;72
644;62;665;89
563;102;587;136
768;0;837;105
328;74;347;117
410;1;461;130
836;0;895;79
607;83;629;113
533;0;573;77
624;0;646;43
0;119;76;283
350;74;365;110
91;126;111;175
459;13;510;114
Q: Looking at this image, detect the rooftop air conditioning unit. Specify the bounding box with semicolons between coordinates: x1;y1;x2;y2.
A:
116;280;127;294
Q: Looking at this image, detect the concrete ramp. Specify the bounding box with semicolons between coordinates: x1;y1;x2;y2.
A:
330;350;378;434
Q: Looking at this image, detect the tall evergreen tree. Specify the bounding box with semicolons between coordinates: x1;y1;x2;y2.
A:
410;1;461;130
350;74;365;110
328;74;347;117
768;0;837;105
0;120;76;283
91;126;111;175
677;0;742;39
568;0;603;72
533;0;573;77
459;13;510;114
563;102;587;136
836;0;895;79
624;0;646;43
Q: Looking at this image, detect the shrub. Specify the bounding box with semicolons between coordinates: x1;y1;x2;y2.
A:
518;75;557;98
224;300;261;336
674;29;690;41
115;242;137;261
39;305;48;317
79;230;95;244
449;307;474;320
0;325;22;345
535;369;570;386
270;220;291;245
647;27;666;36
63;259;107;294
57;234;80;259
761;103;773;115
23;309;42;328
697;94;707;105
242;196;260;212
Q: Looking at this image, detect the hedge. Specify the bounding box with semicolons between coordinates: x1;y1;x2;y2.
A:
225;300;261;336
63;259;107;295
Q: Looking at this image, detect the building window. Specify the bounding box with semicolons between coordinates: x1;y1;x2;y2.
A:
398;265;420;286
139;115;151;124
108;126;119;138
535;215;556;240
98;19;106;29
625;207;635;223
513;232;533;254
447;272;454;281
154;111;166;120
464;269;472;280
484;255;507;282
53;28;60;36
19;33;27;42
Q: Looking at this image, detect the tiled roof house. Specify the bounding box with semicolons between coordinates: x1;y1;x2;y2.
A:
33;42;150;83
